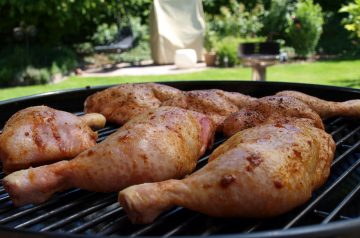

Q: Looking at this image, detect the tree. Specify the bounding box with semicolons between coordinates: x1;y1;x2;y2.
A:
340;0;360;38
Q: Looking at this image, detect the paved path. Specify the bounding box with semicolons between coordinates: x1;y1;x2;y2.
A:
81;62;208;77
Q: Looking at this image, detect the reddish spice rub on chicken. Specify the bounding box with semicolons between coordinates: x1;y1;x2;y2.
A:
0;106;106;173
119;118;335;224
118;96;335;224
84;83;182;125
84;83;256;129
223;95;324;137
3;106;215;206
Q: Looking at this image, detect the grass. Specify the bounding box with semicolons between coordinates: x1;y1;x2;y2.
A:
0;59;360;101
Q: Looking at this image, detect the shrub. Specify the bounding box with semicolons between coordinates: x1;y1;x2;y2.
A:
91;23;119;45
210;0;265;38
14;66;50;86
214;37;266;67
109;41;151;64
215;37;241;67
204;27;217;53
286;0;324;57
340;0;360;39
261;0;293;41
0;46;78;86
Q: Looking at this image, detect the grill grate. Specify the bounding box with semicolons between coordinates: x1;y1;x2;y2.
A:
0;116;360;237
1;81;360;237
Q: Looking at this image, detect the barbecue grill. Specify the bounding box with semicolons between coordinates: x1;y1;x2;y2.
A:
1;81;360;238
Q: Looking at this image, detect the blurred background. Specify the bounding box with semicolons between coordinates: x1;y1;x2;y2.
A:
0;0;359;100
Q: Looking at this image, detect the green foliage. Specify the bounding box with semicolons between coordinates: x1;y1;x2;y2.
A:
340;0;360;38
203;0;271;15
209;0;265;38
14;66;50;86
214;38;236;67
0;46;78;86
204;28;217;52
0;0;115;45
92;23;119;45
261;0;293;41
214;37;266;67
74;42;94;55
91;16;148;46
109;41;151;64
215;37;240;67
130;16;149;42
287;0;324;57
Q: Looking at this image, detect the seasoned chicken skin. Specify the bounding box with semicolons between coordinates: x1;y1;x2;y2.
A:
119;119;335;224
3;107;215;206
162;89;256;129
223;96;323;137
0;106;105;173
276;90;360;119
84;83;256;128
84;83;182;124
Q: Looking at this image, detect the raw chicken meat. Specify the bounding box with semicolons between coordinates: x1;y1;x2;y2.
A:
276;90;360;119
84;83;182;124
223;95;323;137
119;118;335;224
3;107;215;206
84;83;256;128
162;89;255;129
0;106;106;173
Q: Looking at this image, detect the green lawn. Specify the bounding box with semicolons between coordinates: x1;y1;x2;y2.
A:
1;59;360;101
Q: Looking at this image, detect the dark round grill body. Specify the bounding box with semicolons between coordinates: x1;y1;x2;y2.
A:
0;81;360;238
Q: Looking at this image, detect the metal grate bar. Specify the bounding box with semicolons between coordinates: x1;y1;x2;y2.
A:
335;126;360;146
0;195;9;203
97;128;118;142
14;193;98;228
68;206;122;233
96;216;129;236
314;210;351;220
97;126;116;133
162;214;201;237
129;207;184;237
40;194;116;232
200;223;227;237
332;140;360;167
0;189;81;223
321;182;360;224
330;124;348;136
327;117;344;127
283;154;360;229
244;223;262;233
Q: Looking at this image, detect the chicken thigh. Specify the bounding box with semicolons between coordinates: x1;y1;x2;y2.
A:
0;106;106;173
162;89;256;129
223;96;323;137
276;90;360;119
84;83;256;128
119;118;335;224
3;107;215;206
84;83;182;124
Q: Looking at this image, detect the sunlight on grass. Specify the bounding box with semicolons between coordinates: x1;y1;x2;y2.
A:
1;60;360;101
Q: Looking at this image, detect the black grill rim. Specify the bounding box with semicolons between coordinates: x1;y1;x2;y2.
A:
1;80;360;238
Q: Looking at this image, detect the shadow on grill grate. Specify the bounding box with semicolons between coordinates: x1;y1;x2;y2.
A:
0;115;360;237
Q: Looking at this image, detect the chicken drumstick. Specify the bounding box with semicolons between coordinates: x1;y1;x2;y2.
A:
0;106;106;173
119;118;335;224
276;90;360;119
3;107;214;206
